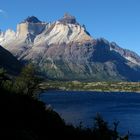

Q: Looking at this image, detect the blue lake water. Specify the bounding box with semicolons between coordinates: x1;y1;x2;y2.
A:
39;91;140;140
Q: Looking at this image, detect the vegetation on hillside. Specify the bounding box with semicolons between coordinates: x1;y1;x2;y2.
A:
0;65;129;140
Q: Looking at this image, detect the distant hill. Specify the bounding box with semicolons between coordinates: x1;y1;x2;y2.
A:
0;45;22;75
0;14;140;81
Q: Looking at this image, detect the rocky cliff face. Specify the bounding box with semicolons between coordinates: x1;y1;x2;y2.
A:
0;14;140;81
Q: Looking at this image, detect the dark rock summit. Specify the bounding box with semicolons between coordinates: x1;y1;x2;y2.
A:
23;16;42;23
59;13;78;24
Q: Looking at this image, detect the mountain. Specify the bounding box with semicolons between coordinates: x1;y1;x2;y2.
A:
0;45;22;75
0;14;140;81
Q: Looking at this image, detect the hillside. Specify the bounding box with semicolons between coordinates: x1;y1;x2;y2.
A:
0;45;22;75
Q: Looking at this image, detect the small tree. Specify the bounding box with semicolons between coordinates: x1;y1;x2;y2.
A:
0;68;9;88
93;113;112;140
13;64;39;96
93;114;128;140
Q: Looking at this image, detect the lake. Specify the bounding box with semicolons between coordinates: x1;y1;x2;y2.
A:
39;91;140;140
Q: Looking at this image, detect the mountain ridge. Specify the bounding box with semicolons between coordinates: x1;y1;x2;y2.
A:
0;14;140;81
0;45;22;75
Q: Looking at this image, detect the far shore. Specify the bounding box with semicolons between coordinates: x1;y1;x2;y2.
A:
39;81;140;93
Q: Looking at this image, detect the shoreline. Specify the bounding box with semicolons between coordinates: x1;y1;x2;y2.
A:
41;89;140;94
39;81;140;93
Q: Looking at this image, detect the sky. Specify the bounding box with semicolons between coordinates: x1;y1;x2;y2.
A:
0;0;140;54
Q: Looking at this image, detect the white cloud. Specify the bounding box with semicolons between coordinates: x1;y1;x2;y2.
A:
0;9;5;13
0;9;8;18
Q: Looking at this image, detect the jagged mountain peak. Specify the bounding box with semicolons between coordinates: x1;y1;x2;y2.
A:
0;14;92;48
22;16;42;23
33;14;92;45
59;13;78;24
